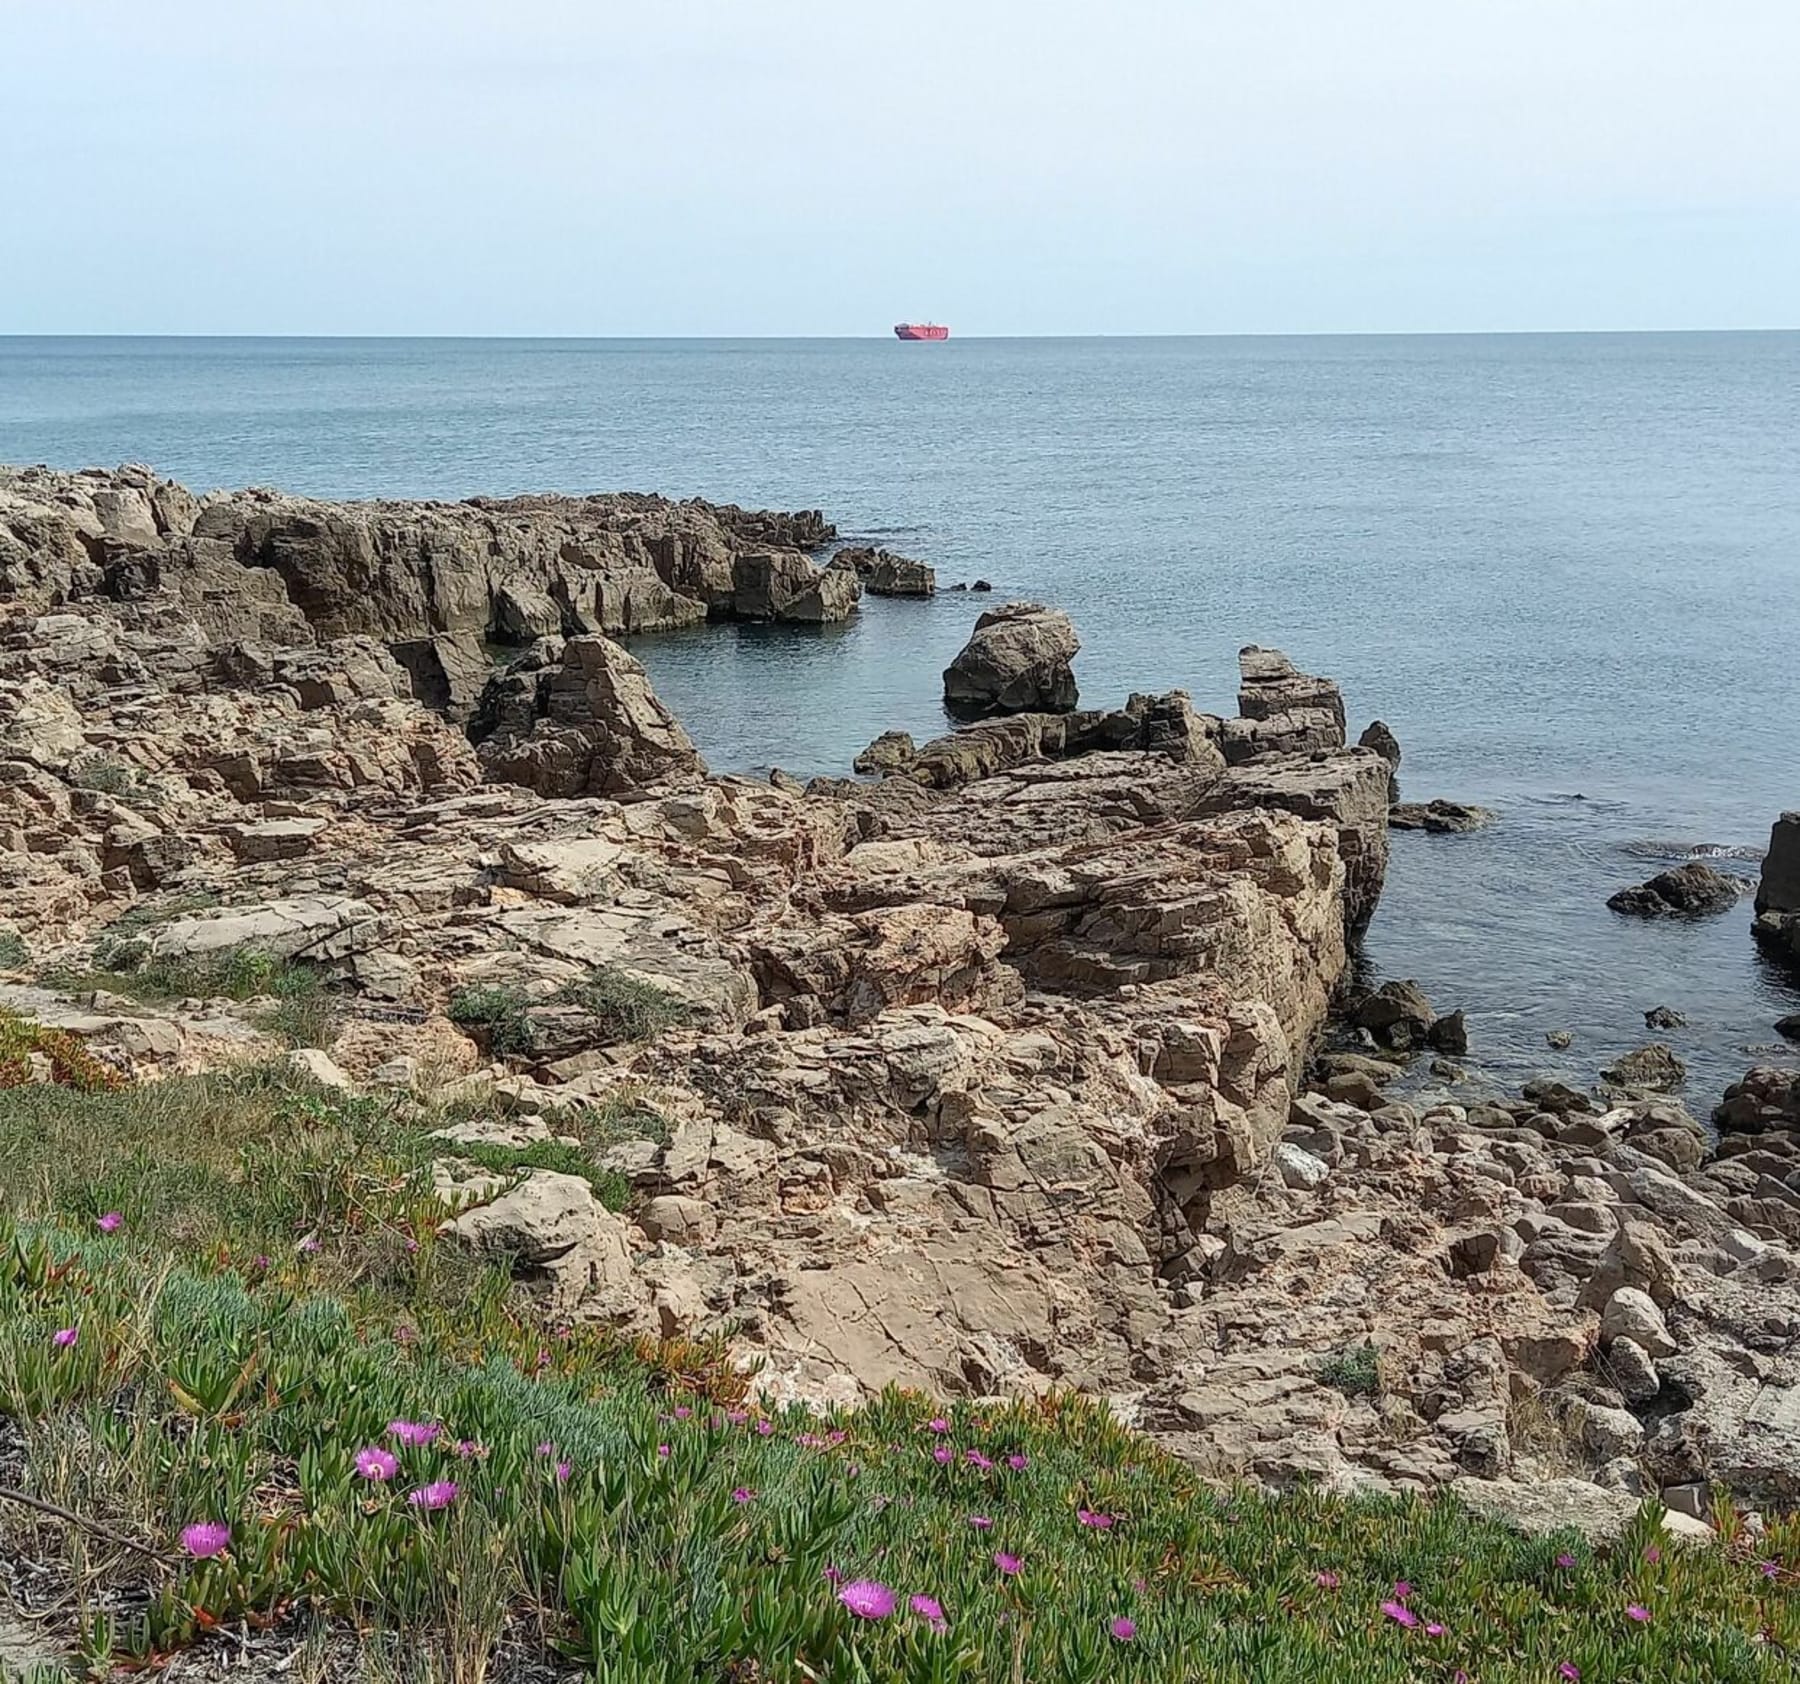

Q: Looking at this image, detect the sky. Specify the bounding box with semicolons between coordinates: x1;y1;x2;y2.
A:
3;0;1797;336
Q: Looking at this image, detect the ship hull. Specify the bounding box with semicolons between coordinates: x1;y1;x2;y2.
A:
893;323;949;340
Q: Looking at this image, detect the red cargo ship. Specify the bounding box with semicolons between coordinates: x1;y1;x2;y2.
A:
893;322;949;340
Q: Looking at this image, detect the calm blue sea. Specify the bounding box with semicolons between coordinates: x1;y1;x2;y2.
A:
3;334;1797;1098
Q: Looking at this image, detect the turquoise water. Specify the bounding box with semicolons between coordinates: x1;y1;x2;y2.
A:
3;333;1797;1095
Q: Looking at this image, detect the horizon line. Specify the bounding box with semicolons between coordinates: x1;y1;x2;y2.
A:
3;326;1797;342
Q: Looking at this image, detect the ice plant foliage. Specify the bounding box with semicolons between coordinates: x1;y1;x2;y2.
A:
1;1202;1795;1681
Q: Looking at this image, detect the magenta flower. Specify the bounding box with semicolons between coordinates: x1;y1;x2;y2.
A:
1556;1552;1578;1569
967;1514;993;1530
1381;1601;1419;1629
298;1236;321;1254
824;1565;844;1586
926;1417;951;1435
755;1420;774;1437
252;1255;269;1271
1315;1570;1341;1590
932;1445;952;1464
727;1410;749;1424
1392;1580;1412;1599
1625;1604;1650;1623
1558;1666;1580;1682
1425;1623;1447;1637
455;1440;482;1458
656;1443;670;1458
387;1420;440;1448
1642;1546;1661;1565
96;1212;122;1233
535;1441;555;1457
354;1446;399;1481
1077;1507;1116;1530
731;1487;755;1504
1759;1560;1780;1579
52;1326;78;1349
673;1405;693;1420
180;1522;231;1559
1006;1454;1029;1471
1109;1616;1137;1642
910;1594;947;1630
994;1552;1022;1577
555;1462;572;1482
838;1579;897;1620
406;1481;458;1510
966;1450;994;1470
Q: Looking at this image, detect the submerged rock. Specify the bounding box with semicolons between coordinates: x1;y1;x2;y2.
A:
1389;799;1496;834
1601;1043;1687;1093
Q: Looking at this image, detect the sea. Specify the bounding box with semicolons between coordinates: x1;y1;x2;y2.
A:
2;333;1797;1104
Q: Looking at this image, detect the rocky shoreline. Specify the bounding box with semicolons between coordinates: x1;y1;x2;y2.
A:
3;463;1798;1538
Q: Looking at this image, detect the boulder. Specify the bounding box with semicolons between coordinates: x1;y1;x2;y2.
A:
442;1169;643;1317
1606;861;1751;917
730;550;860;622
475;635;705;798
1600;1287;1676;1357
1601;1044;1687;1093
1756;813;1800;917
942;602;1080;715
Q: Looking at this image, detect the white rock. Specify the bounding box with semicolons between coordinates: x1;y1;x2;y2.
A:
1274;1143;1330;1190
286;1047;355;1091
1600;1286;1677;1357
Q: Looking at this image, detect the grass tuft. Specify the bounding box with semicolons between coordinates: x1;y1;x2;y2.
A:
556;964;696;1043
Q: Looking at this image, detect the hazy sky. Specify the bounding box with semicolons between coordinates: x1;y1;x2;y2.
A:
5;0;1796;335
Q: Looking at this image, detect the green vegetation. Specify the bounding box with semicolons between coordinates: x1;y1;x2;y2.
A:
43;944;337;1048
556;965;697;1043
447;983;537;1057
0;928;27;970
99;890;221;938
0;1062;1792;1682
67;754;137;796
1319;1341;1382;1400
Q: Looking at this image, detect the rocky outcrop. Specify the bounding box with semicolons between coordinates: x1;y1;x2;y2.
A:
1607;861;1752;918
942;602;1080;715
1754;812;1800;961
1223;646;1346;764
473;636;705;799
828;546;935;597
1389;799;1496;834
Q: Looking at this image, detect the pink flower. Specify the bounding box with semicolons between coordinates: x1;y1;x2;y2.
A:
1558;1666;1580;1682
755;1420;774;1437
926;1417;951;1435
252;1255;269;1271
387;1420;439;1449
1759;1560;1780;1579
1315;1570;1341;1590
1642;1546;1661;1565
656;1443;670;1458
404;1237;419;1253
1109;1616;1137;1642
555;1462;572;1482
731;1487;755;1504
727;1410;748;1424
1006;1454;1029;1471
994;1552;1023;1577
455;1440;482;1458
535;1441;555;1457
354;1446;398;1481
1556;1552;1578;1569
1380;1601;1419;1629
406;1481;458;1511
52;1326;78;1349
1425;1623;1447;1637
910;1594;946;1630
180;1522;231;1558
96;1212;122;1233
298;1236;321;1254
673;1406;692;1420
823;1565;843;1586
933;1446;953;1465
966;1450;994;1470
1626;1604;1650;1623
967;1514;993;1530
1392;1580;1412;1599
838;1579;896;1620
1077;1507;1116;1530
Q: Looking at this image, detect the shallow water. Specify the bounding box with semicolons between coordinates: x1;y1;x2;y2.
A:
3;333;1797;1099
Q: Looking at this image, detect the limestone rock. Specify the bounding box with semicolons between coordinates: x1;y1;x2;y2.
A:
829;546;935;597
442;1169;643;1317
476;635;705;798
1600;1287;1676;1357
942;602;1080;715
